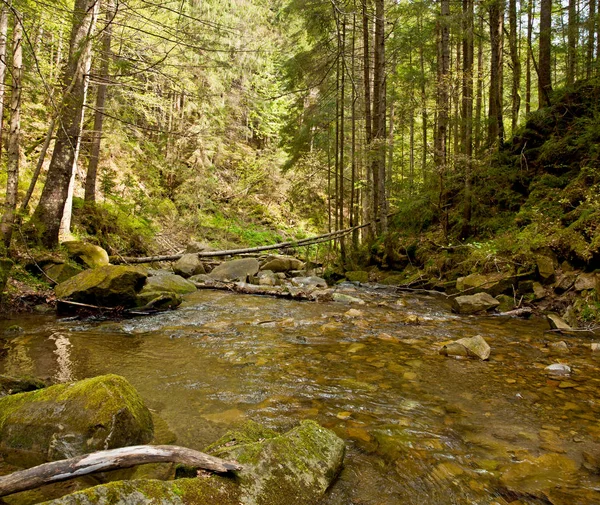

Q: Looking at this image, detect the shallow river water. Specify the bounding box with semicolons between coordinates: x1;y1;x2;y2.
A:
2;285;600;504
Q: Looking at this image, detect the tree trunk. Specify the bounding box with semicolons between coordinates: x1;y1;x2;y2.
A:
509;0;521;132
488;0;505;147
85;0;114;203
539;0;553;107
526;0;534;114
0;7;9;160
567;0;578;85
361;0;374;241
0;11;23;250
30;0;99;248
474;8;484;153
587;0;596;77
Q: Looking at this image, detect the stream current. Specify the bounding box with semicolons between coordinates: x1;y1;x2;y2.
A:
2;284;600;504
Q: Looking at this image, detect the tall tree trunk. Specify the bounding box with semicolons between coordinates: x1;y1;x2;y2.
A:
372;0;387;234
339;15;346;260
361;0;373;241
460;0;474;239
85;0;114;203
31;0;99;248
474;9;484;154
0;7;9;160
488;0;505;147
436;0;450;239
419;27;428;187
509;0;521;132
567;0;578;85
0;11;23;250
351;10;358;248
539;0;553;107
526;0;534;114
586;0;596;77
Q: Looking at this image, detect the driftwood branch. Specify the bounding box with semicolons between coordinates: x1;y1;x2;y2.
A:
0;445;242;498
194;280;332;302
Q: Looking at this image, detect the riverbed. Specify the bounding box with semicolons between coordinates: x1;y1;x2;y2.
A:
1;284;600;504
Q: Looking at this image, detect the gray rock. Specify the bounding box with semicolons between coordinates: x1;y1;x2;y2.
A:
257;270;279;286
440;335;491;360
135;291;183;310
495;294;515;312
574;273;598;291
456;272;515;296
55;265;148;307
545;363;571;376
546;313;572;331
563;305;578;328
185;240;213;253
188;273;214;284
62;241;109;268
332;293;365;304
261;255;304;273
173;253;206;278
209;258;260;281
291;276;328;289
536;254;557;284
451;292;500;314
0;375;153;466
554;271;577;293
532;282;546;300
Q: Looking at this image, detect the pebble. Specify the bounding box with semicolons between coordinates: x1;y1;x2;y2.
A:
545;363;571;376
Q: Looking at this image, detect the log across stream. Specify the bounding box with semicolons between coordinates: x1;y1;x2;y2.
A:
1;286;600;504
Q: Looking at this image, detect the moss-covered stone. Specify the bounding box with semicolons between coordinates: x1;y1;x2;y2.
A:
55;266;148;307
0;374;153;466
456;272;516;297
173;254;206;278
210;259;260;281
135;291;183;310
0;375;46;397
62;241;110;269
44;263;84;285
345;271;369;283
0;257;13;293
140;274;196;295
40;420;344;505
260;256;303;273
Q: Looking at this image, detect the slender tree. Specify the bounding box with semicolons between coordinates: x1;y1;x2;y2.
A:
539;0;553;107
0;7;9;159
488;0;505;146
508;0;521;132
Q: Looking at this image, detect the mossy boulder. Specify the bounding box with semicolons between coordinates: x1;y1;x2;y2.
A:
0;374;153;466
135;291;183;310
451;292;500;314
210;258;260;281
62;241;110;269
260;256;304;274
44;263;83;285
0;257;13;293
345;270;369;283
140;274;196;295
40;420;344;505
55;265;148;307
455;272;516;297
173;253;206;278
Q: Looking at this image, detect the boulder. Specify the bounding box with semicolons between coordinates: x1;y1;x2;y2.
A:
209;258;260;282
0;257;13;293
140;274;196;295
55;265;148;307
532;282;547;300
535;254;557;284
260;255;304;273
554;271;577;293
0;375;46;397
172;253;206;278
62;241;109;268
0;374;153;466
291;276;328;289
456;272;515;297
345;270;369;283
43;263;83;285
332;293;365;304
256;270;280;286
440;335;491;360
40;420;344;505
451;292;500;314
135;291;183;310
546;313;572;331
495;294;515;312
185;241;214;253
574;272;598;291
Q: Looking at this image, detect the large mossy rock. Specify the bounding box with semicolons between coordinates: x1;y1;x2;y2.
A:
44;263;83;285
0;257;13;293
0;374;153;466
455;272;515;297
260;255;304;274
451;292;500;314
55;265;148;307
140;274;196;295
40;420;344;505
173;253;206;278
62;241;110;269
209;258;260;281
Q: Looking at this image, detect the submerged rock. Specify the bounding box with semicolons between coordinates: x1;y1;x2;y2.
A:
0;374;153;466
440;335;491;360
545;363;572;376
55;265;148;307
210;258;260;282
62;241;109;269
451;292;500;314
40;420;344;505
173;253;206;278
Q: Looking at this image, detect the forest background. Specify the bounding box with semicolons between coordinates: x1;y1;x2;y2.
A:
0;0;599;320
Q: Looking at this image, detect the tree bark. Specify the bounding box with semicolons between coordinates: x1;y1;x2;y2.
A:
0;445;241;498
488;0;505;147
526;0;534;114
0;11;23;250
0;7;9;159
31;0;99;248
474;8;484;154
586;0;596;78
509;0;521;132
539;0;553;107
85;0;114;203
361;0;374;241
566;0;578;85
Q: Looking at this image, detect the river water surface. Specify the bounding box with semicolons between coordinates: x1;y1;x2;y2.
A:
2;285;600;504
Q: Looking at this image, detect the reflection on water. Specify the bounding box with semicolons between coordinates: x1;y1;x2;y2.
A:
1;286;600;504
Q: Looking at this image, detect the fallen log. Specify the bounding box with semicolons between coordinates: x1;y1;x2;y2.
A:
0;445;242;498
193;280;333;302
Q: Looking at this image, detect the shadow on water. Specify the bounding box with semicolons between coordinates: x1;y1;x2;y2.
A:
2;286;600;504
